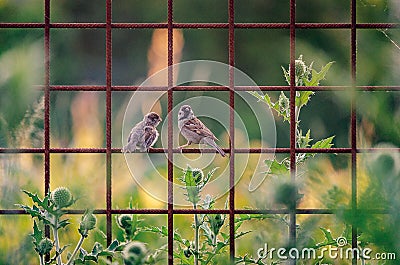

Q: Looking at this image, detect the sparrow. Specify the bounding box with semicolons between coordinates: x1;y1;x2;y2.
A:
122;112;162;152
177;105;226;157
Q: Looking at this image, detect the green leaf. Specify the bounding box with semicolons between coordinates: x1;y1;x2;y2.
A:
320;227;335;243
107;239;120;251
298;129;313;148
84;255;98;262
311;136;335;149
277;92;290;122
248;91;275;110
203;167;218;188
281;65;290;85
220;232;229;241
182;166;201;205
202;194;213;210
173;230;186;245
264;159;290;176
215;241;228;253
200;223;214;245
295;91;314;108
58;219;70;229
235;230;252;239
91;242;103;256
18;204;42;219
144;226;187;246
162;226;168;237
48;245;69;264
248;91;265;103
129;197;134;209
22;190;44;205
304;61;334;86
31;221;44;244
97;250;115;257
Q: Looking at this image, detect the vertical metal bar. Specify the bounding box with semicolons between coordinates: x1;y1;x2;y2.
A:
44;0;51;252
228;0;235;262
167;0;174;264
289;0;297;263
106;0;113;247
350;0;358;264
44;0;50;201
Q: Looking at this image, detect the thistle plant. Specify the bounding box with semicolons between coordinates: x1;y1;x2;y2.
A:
146;166;283;265
17;187;97;265
249;55;335;182
236;56;346;264
18;57;348;265
146;166;226;265
18;187;164;265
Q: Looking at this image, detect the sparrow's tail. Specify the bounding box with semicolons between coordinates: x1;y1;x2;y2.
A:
215;144;226;157
204;138;226;157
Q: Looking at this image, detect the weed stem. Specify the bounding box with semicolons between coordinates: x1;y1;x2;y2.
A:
66;235;85;265
52;220;62;265
194;204;199;265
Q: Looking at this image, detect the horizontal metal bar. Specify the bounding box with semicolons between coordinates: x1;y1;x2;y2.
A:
51;23;107;28
1;23;399;29
32;85;400;92
1;147;399;154
0;23;45;28
1;208;390;215
112;23;167;28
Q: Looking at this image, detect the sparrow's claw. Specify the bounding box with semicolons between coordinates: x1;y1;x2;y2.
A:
178;141;192;153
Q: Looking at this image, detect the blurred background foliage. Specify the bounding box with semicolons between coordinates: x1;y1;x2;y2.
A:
0;0;399;264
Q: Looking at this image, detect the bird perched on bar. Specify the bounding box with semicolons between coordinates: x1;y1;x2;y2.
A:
122;112;162;153
178;105;226;157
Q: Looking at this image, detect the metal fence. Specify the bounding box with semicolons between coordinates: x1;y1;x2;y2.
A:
0;0;399;264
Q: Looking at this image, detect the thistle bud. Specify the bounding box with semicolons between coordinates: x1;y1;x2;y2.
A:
209;214;225;237
51;187;72;208
79;212;97;236
37;238;53;255
122;241;147;265
192;168;204;185
294;57;307;80
117;214;133;230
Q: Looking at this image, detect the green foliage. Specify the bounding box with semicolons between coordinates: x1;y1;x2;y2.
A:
19;188;163;265
274;183;303;210
146;167;288;265
242;56;341;264
179;166;215;206
250;55;335;184
339;150;400;260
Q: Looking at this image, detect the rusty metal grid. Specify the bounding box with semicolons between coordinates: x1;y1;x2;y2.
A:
1;0;400;264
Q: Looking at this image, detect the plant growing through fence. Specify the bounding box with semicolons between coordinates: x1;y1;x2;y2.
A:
145;166;284;265
17;187;164;265
249;55;335;175
18;56;361;265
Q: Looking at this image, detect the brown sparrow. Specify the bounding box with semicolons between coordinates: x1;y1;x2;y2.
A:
122;112;161;152
177;105;226;157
